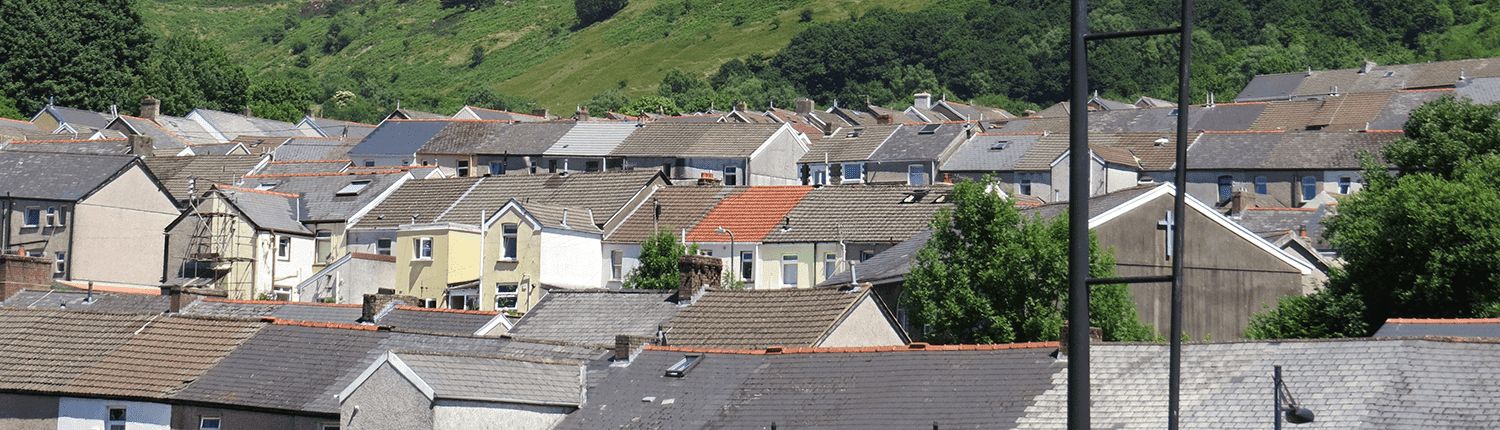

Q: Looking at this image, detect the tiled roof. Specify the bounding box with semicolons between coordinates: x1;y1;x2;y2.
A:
1236;206;1333;250
663;286;865;350
390;108;450;120
0;152;137;200
1250;99;1322;131
820;230;931;287
1373;318;1500;338
1300;92;1396;130
413;170;662;229
459;106;549;122
1019;185;1159;220
605;185;746;244
351;176;482;228
684;186;812;243
1090;145;1138;167
346;120;451;156
216;186;311;234
393;352;584;405
152;114;222;144
1015;132;1174;172
1406;58;1500;89
193;109;315;140
185;143;245;156
417;120;575;155
1189;130;1399;170
520;201;601;234
173;323;388;413
1;290;170;313
506;289;681;347
1;138;134;155
255;159;350;176
869;122;968;162
760;185;951;244
611;123;785;158
556;344;1062;429
378;306;498;335
544;121;641;156
142;154;264;202
1289;68;1364;99
66;314;263;398
798;125;899;163
304;117;377;139
1370;89;1452;131
940;133;1045;172
274;137;362;161
117;116;189;150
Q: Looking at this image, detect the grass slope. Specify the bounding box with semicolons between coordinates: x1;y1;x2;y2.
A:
139;0;935;114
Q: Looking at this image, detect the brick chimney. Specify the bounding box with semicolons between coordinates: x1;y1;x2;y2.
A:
1229;190;1247;215
0;254;52;301
913;92;932;110
532;109;550;118
242;105;253;118
734;102;748;112
140;96;161;121
795;98;814;115
1058;322;1103;356
576;106;590;122
676;254;721;304
614;334;658;361
696;172;722;187
360;292;422;322
159;285;228;313
876;113;893;125
128;135;154;157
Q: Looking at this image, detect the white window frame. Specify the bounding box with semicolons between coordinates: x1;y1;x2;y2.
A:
1301;176;1317;201
501;224;518;261
824;253;837;279
54;252;65;274
200;416;222;430
495;283;518;311
841;163;864;184
457;160;470;177
23;207;40;227
489;161;504;175
1019;179;1032;196
1254;176;1268;194
315;230;333;264
741;251;754;281
810;164;828;185
55;206;65;226
45;207;57;226
908;164;927;186
376;238;392;256
276;236;290;260
724;166;739;186
610;250;623;280
415;237;433;260
449;292;477;310
781;255;799;287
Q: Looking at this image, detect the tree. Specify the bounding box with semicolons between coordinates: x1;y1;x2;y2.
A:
0;95;23;121
1382;95;1500;178
584;88;631;114
624;230;694;290
620;95;680;116
902;177;1157;344
576;0;628;26
133;35;250;117
247;77;318;123
0;0;153;114
465;88;539;113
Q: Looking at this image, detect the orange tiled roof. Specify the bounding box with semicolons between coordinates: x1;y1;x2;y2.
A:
1386;318;1500;324
685;186;812;242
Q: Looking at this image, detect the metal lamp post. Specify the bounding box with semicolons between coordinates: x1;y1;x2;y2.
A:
715;226;735;282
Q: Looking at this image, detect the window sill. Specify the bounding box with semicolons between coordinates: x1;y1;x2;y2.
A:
498;258;518;263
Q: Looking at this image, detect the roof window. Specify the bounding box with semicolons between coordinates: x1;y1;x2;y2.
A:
990;141;1009;151
336;180;373;196
255;183;277;191
846;128;863;138
900;190;929;204
932;193;950;204
917;123;941;134
665;354;702;377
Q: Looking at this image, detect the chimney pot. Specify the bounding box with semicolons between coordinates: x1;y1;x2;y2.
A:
1058;322;1104;355
576;106;590;122
243;106;253;118
532;108;550;118
734;102;748;112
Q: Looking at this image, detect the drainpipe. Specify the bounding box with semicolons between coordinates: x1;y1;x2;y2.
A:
479;209;486;311
65;203;74;281
2;192;9;253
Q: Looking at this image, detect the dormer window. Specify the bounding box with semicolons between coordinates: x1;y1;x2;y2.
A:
932;194;949;204
336;180;372;196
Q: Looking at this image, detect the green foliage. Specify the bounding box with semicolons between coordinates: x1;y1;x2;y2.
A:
576;0;628;26
625;230;690;290
621;95;680;116
465;88;539;113
442;0;495;10
1245;285;1369;339
247;76;317;123
133;35;250;116
585;88;631;113
0;95;24;121
470;45;487;68
902;177;1156;344
0;0;154;114
1383;95;1500;177
798;8;813;22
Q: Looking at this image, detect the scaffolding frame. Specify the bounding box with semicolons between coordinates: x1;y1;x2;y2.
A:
181;195;257;299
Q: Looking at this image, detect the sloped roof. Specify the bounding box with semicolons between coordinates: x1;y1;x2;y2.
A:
1015;132;1174;172
1370;89;1453;131
116;116;190;150
1189;130;1399;170
173;322;388;413
1406;58;1500;89
1373;318;1500;338
869;122;968;162
506;290;682;347
274;137;362;161
761;185;951;244
216;186;312;234
611;123;786;158
1458;78;1500;104
142;154;264;202
195;109;315;140
302;117;377;139
426;170;663;228
0;117;39;130
251;171;406;221
458;106;549;122
184;143;246;156
36;105;114;130
663;286;867;350
227;135;293;155
797;125;900;163
520;201;602;234
829;106;880;126
604;185;746;244
684;186;812;243
1019;185;1160;221
940;133;1046;172
389;108;450;120
1236;206;1332;250
351;176;483;228
152;114;222;144
1290;67;1364;99
346;120;451;156
544;121;641;156
378;306;498;334
0;152;138;200
2;290;170;313
820;229;931;287
1;138;134;155
417;120;575;155
255;160;350;176
390;352;583;405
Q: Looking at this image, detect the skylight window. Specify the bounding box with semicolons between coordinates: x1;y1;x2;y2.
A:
917;123;941;134
932;194;949;204
990;141;1009;151
255;183;276;191
665;354;702;377
336;180;372;196
1168;109;1179;116
846;128;864;138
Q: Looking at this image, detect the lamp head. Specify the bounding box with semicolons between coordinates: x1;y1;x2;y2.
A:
1285;407;1315;424
715;226;728;234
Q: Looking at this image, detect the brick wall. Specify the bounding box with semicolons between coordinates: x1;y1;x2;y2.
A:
0;254;53;301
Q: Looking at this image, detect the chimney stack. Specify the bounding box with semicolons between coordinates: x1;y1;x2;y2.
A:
615;334;658;361
676;254;721;304
795;98;814;115
913;92;932;110
140;96;160;121
1058;322;1103;355
576;106;590;122
0;254;52;302
242;105;253;118
532;109;550;119
128;135;154;157
360;292;421;322
158;285;227;313
1229;190;1247;215
734;102;748;112
876;113;893;125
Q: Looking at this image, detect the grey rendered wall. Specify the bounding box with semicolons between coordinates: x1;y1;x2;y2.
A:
747;130;808;185
72;165;180;285
0;393;59;430
172;405;335;430
2;198;69;277
433;400;572;430
342;363;434;430
819;294;905;347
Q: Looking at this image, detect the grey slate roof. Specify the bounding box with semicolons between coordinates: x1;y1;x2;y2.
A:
940;131;1043;174
506;290;681;347
182;300;363;323
301;117;377;139
417;120;574;155
273;137;362;161
346;120;451;156
394;352;584;405
192;109;315;140
377;307;497;334
247;171;406;221
556;345;1064;430
1020;184;1160;220
869;122;967;162
142;155;265;202
116;116;189;150
1458;77;1500;104
356;170;662;229
389;108;450;120
0;152;138;200
1370;89;1453;131
1;290;170;313
1236;206;1333;250
1188;130;1399;170
544;121;641;156
1;138;134;155
459;106;550;122
1234;72;1309;102
36;105;114;130
760;185;951;244
173;323;388;413
217;187;313;234
611;123;784;158
1373;319;1500;338
184;143;246;156
819;229;931;287
152;114;222;144
254;160;350;176
797;125;899;163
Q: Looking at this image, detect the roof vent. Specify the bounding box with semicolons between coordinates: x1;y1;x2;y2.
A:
1154;137;1169;147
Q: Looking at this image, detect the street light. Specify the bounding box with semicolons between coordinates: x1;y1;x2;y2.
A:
715;226;735;283
1274;365;1315;429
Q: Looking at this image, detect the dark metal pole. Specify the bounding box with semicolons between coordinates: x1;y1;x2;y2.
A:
1274;366;1283;430
1170;0;1192;428
1067;0;1091;428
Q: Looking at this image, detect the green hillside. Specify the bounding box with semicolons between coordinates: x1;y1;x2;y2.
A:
138;0;936;116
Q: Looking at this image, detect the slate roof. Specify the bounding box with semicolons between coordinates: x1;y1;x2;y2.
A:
611;123;786;158
216;186;313;234
173;322;388;413
183;299;363;323
246;171;406;221
0;152;138;200
0;117;39;130
346;120;451;156
274;137;362;161
1406;58;1500;89
1236;206;1332;250
1;138;134;155
939;133;1045;172
684;186;812;243
389;108;450;120
1188;130;1399;170
556;343;1063;430
521;201;602;234
458;106;549;122
798;125;900;163
192;109;315;140
1457;77;1500;104
1020;185;1160;220
184;143;246;156
254;160;350;176
421;170;662;228
417;120;574;155
35;105;114;130
1370;89;1453;131
506;290;682;347
544;121;641;156
2;290;170;313
227;135;294;155
663;286;866;350
116;116;190;150
301;117;377;139
1373;318;1500;338
819;230;931;287
829;106;880;126
142;154;265;202
605;185;746;244
378;306;499;334
392;352;583;405
152;114;223;144
760;185;951;244
869;122;968;162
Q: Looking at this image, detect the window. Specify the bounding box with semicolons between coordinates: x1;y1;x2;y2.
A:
54;252;65;274
489;161;504;175
724;166;738;186
842;163;863;183
1254;176;1268;194
415;237;433;260
200;416;222;430
586;161;601;172
810;164;828;185
255;183;276;191
45;207;57;226
824;253;838;279
273;288;291;301
741;252;754;281
1339;176;1352;194
26;250;43;258
457;160;470;177
1217;175;1233;202
315;230;333;264
277;236;290;260
23;207;39;227
502;224;518;260
908;165;927;185
449;294;476;310
495;283;518;310
548;160;558;174
781;255;798;287
860;250;874;261
917;123;941;134
376;238;392;255
107;407;126;430
990;141;1009;151
611;250;623;280
1301;176;1317;201
364;160;375;167
336;180;371;196
1020;180;1032;196
55;207;65;227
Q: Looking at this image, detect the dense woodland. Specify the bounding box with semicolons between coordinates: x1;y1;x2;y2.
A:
4;0;1499;123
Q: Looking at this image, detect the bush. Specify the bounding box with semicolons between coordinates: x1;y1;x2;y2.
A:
799;8;813;22
576;0;628;26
